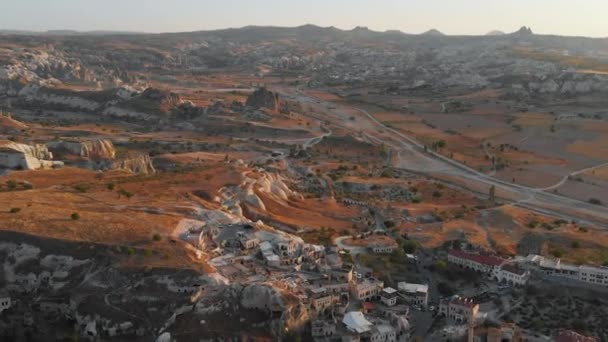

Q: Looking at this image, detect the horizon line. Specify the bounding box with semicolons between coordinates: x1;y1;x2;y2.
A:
1;23;606;39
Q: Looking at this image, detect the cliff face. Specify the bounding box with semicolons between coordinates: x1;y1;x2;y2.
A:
110;153;155;174
47;139;116;160
141;88;182;113
0;141;61;170
245;88;280;112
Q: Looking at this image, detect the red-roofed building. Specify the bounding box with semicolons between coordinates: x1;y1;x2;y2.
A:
448;250;505;274
556;330;598;342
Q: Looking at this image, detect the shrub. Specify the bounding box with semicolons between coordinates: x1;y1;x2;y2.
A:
126;247;135;256
527;220;539;229
9;208;21;214
571;241;581;249
118;189;134;199
588;198;603;206
432;191;443;198
6;180;17;190
73;183;90;193
106;183;115;190
152;234;162;241
71;212;80;220
550;249;564;258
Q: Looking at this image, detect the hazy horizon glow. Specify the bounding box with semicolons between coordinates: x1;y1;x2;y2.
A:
1;0;607;37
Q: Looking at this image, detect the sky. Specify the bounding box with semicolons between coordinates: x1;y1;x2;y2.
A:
1;0;607;37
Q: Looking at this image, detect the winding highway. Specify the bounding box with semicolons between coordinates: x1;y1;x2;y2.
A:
283;88;608;227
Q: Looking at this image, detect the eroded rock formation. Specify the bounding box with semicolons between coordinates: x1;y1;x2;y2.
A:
245;88;280;112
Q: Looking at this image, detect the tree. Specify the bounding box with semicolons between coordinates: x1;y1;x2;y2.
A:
489;185;496;204
71;213;80;220
588;198;603;206
435;260;448;271
9;208;20;214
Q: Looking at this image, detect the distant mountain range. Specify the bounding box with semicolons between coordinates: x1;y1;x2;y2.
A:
0;25;603;39
421;29;445;36
0;29;144;36
486;30;506;36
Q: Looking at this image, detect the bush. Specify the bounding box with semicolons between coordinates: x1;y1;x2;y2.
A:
527;220;539;229
106;183;115;190
152;234;162;241
9;208;21;214
432;191;443;198
571;241;581;249
6;180;17;190
71;212;80;220
412;197;421;204
126;247;135;256
73;183;90;193
588;198;603;206
551;248;564;258
118;189;134;199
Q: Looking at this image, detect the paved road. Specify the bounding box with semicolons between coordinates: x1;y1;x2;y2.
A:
334;236;367;255
284;88;608;227
537;161;608;191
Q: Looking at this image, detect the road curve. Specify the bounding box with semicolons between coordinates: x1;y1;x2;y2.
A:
286;88;608;227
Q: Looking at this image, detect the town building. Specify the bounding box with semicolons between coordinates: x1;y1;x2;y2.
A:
556;330;598;342
308;287;340;314
527;255;608;287
439;295;479;323
370;324;397;342
353;278;384;301
493;263;530;285
343;311;373;334
237;232;259;250
370;243;398;254
397;282;429;308
311;320;336;339
448;250;505;274
380;287;398;307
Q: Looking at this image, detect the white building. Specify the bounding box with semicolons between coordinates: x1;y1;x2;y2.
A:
371;324;397;342
343;311;373;334
493;263;530;285
397;282;429;308
380;287;398;307
528;255;608;286
370;243;398;254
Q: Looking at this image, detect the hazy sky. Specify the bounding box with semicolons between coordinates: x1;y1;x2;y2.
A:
2;0;607;37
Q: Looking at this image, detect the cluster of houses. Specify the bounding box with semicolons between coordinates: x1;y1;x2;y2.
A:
447;248;608;289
